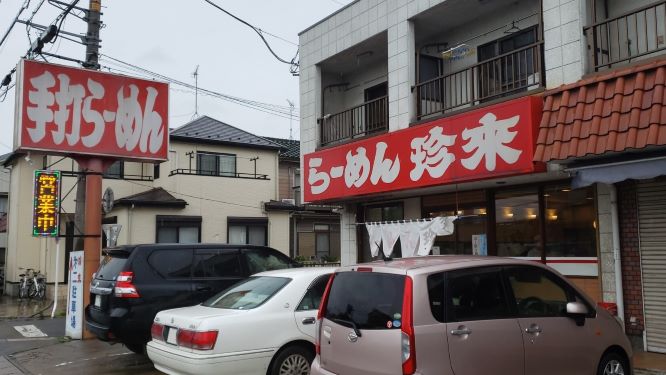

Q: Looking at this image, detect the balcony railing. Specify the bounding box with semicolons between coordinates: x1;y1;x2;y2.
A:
169;168;269;180
319;96;388;147
414;42;544;120
585;1;666;72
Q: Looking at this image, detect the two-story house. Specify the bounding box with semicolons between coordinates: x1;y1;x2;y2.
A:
263;137;341;262
299;0;666;353
2;115;290;297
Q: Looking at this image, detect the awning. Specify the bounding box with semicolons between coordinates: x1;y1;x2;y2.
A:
570;157;666;188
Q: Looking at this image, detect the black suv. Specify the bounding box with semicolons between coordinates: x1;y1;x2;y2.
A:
85;243;298;353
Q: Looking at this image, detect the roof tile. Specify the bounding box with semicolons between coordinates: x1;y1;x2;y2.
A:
535;58;666;161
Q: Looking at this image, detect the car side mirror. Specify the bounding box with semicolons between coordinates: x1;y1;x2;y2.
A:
566;302;588;326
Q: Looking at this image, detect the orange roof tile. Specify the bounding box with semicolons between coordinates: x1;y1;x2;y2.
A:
535;59;666;162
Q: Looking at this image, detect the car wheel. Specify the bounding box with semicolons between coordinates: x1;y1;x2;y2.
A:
270;345;314;375
124;342;145;355
598;351;629;375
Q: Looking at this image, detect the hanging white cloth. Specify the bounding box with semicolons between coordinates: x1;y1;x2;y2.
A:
380;223;401;258
417;216;456;256
399;222;420;258
366;223;383;257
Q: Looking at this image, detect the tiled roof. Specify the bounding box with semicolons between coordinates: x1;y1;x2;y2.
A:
114;187;187;208
170;116;281;150
535;59;666;162
264;137;300;160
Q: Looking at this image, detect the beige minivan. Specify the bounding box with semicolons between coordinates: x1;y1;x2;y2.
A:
311;256;632;375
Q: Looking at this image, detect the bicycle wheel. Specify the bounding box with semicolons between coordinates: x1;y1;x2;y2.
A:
28;281;37;299
37;282;46;300
19;281;29;299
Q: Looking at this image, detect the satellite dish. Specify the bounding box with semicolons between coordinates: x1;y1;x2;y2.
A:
102;187;114;214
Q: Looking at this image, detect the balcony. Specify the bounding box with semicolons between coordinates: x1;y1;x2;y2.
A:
169;168;269;180
412;0;543;121
584;1;666;72
415;42;544;120
319;96;388;147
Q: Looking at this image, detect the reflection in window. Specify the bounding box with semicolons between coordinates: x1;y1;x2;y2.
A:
544;185;597;257
495;189;540;257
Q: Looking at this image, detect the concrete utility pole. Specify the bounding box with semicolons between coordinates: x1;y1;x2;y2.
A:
75;0;103;339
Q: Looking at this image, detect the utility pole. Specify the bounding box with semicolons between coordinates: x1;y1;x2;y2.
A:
76;0;103;340
73;0;101;254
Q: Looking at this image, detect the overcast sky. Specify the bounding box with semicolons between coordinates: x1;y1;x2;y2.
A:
0;0;351;154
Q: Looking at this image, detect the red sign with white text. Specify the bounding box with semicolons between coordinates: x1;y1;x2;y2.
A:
304;96;544;203
15;59;169;161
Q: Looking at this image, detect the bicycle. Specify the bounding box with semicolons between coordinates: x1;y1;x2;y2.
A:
29;270;46;300
18;267;35;300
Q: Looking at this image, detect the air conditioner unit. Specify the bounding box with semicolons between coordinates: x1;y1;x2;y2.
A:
281;198;296;205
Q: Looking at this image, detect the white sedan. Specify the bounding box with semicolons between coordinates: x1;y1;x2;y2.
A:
146;267;335;375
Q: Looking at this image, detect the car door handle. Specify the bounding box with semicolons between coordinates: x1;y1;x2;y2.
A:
302;317;316;325
450;326;472;336
525;324;542;334
195;286;212;292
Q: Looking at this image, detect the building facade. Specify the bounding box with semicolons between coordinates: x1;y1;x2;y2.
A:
299;0;666;352
1;116;291;296
0;153;9;295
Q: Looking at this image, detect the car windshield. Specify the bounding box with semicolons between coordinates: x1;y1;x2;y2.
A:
202;276;291;310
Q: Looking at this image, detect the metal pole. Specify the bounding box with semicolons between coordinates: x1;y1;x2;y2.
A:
51;237;60;318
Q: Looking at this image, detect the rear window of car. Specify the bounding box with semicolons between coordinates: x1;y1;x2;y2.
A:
96;254;128;281
325;272;405;330
202;276;290;310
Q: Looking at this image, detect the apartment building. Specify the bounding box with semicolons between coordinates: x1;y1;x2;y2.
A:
299;0;666;352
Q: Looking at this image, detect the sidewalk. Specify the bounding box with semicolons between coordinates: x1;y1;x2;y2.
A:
635;351;666;375
0;295;66;320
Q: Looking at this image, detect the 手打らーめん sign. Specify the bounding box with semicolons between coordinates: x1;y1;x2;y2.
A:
14;59;169;162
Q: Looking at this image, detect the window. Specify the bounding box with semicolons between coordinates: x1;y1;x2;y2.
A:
192;249;241;278
505;266;573;317
361;202;404;261
228;218;267;246
148;249;193;278
153;163;160;180
0;196;7;213
156;216;201;244
297;274;332;311
324;272;405;330
197;152;236;177
495;188;541;257
446;267;510;322
104;161;124;179
203;276;291;310
544;185;597;257
244;248;293;274
427;272;446;322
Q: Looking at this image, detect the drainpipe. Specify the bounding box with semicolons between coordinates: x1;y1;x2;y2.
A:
609;184;625;325
128;203;134;244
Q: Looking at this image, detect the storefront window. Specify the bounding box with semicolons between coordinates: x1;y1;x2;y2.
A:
423;190;487;255
495;188;540;257
544;185;597;257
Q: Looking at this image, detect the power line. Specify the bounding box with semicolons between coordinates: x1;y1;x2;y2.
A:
202;0;299;75
0;0;32;51
99;55;300;121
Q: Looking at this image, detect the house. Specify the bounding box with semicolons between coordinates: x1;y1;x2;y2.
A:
0;153;9;294
299;0;666;353
263;137;340;261
2;116;290;296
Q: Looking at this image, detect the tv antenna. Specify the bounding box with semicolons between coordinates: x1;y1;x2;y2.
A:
286;99;295;140
192;65;200;119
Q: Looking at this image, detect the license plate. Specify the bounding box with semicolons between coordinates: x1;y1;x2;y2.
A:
166;327;178;345
94;294;101;308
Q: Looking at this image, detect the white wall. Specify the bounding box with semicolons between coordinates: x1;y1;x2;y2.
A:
322;59;389;115
543;0;588;87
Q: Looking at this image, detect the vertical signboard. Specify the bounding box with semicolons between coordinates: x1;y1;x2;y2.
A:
65;251;84;339
32;170;61;237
